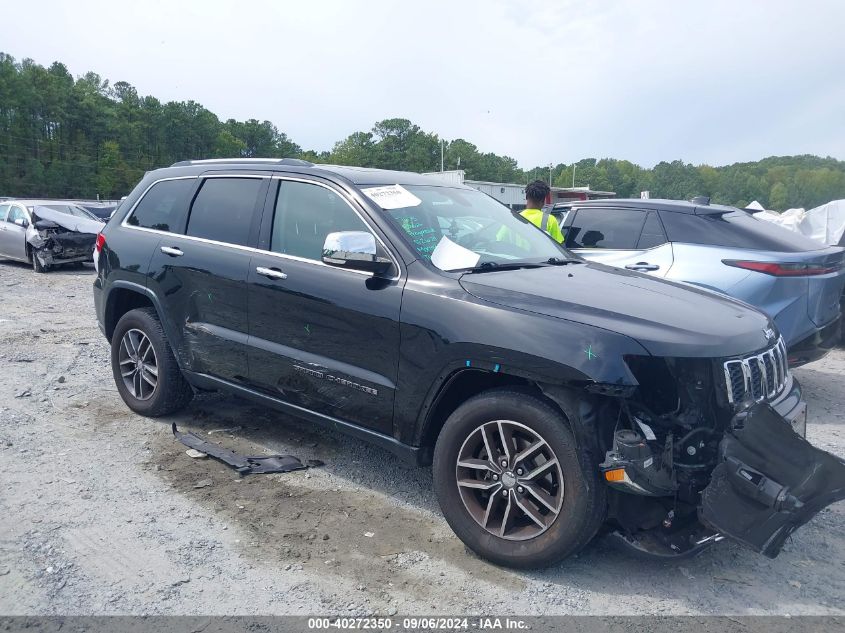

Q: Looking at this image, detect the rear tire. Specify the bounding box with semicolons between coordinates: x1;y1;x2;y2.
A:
433;389;605;569
111;307;193;417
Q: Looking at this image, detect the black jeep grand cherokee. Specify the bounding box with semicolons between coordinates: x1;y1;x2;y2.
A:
94;158;845;569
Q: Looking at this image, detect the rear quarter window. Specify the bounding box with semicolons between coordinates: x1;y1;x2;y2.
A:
660;210;826;252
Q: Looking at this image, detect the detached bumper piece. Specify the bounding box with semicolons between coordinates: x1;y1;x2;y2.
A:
172;423;320;476
700;403;845;558
608;525;724;559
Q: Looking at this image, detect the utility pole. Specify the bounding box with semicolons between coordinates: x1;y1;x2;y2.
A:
549;163;552;186
572;164;576;188
440;139;444;172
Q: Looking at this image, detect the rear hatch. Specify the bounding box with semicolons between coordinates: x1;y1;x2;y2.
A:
700;403;845;557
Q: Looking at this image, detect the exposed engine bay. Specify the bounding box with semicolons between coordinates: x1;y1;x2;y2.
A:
25;205;100;268
596;351;843;558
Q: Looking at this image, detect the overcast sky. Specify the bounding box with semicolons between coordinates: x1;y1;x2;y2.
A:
4;0;844;168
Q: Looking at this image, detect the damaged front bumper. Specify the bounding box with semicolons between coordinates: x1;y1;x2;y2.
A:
604;376;843;559
27;229;96;267
700;402;845;558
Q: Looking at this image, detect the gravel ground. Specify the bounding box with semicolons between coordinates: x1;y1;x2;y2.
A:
0;260;843;616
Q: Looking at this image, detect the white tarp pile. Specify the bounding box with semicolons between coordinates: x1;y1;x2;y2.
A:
751;199;845;247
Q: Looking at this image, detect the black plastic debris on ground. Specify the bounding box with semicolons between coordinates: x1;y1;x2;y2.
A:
172;423;323;476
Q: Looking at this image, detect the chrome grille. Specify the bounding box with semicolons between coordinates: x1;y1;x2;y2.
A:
723;337;789;404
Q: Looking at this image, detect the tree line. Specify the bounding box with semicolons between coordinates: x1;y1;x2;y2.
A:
2;53;844;210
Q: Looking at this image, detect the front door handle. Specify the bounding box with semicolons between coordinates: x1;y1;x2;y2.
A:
625;262;660;272
256;266;287;280
160;246;184;257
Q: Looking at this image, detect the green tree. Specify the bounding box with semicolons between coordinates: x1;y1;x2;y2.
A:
330;131;375;166
769;182;789;210
371;118;439;172
2;52;845;208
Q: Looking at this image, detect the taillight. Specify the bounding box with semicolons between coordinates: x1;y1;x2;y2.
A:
95;233;106;253
723;260;840;276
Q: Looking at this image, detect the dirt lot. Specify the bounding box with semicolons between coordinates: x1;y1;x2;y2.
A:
0;260;843;616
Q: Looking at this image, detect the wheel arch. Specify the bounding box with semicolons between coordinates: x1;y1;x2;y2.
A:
416;366;615;467
104;282;164;342
416;367;592;459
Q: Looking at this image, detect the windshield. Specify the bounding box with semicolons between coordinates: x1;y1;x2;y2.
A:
372;185;570;271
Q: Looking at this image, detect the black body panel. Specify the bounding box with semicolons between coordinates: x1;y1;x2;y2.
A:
146;235;254;381
460;262;774;358
246;252;403;434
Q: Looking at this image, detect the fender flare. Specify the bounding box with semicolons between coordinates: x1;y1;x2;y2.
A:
412;356;596;447
105;280;186;371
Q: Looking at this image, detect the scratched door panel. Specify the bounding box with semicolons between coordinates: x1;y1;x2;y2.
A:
147;237;253;381
246;252;401;435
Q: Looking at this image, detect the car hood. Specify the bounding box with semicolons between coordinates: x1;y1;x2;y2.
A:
31;206;102;234
460;262;774;358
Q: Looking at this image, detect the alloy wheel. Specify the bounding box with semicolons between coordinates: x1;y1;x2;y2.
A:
118;328;159;401
456;420;564;541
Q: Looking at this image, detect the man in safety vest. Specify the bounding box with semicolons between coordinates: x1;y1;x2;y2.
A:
520;179;564;243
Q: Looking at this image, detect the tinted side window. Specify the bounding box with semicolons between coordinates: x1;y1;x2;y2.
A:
660;210;824;252
567;208;647;249
186;177;264;247
271;180;369;260
637;211;667;249
127;178;195;232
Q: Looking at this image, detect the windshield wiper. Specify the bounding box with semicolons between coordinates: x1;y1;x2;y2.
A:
455;261;548;274
546;257;583;265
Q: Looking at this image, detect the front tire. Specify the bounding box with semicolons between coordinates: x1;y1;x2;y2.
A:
433;389;605;569
31;251;47;273
111;307;193;417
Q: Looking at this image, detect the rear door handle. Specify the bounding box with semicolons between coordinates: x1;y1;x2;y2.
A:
160;246;183;257
625;262;660;271
256;266;287;280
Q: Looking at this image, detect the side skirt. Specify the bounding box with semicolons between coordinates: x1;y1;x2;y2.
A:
183;370;428;467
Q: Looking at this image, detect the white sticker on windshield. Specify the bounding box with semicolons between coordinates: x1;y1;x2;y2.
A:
362;184;422;209
431;236;480;271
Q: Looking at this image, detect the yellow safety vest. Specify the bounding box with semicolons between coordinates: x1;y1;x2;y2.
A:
519;208;565;244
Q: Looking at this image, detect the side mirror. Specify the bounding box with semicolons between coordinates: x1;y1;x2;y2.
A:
14;218;29;228
322;231;392;275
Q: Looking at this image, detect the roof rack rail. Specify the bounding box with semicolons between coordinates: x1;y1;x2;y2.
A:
170;158;314;168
